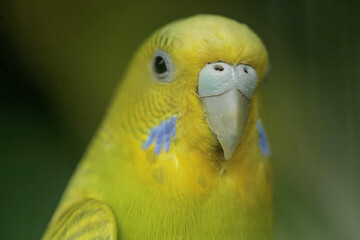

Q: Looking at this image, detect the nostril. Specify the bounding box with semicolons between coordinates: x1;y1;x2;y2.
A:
243;67;248;74
214;64;224;72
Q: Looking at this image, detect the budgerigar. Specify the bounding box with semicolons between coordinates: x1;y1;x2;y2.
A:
43;14;272;240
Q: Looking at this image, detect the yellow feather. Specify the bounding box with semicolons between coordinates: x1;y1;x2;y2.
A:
43;14;272;239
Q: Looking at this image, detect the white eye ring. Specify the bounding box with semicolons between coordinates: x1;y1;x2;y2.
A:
152;49;174;82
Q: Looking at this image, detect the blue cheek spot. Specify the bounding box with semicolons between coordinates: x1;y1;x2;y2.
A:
142;116;178;155
257;120;271;156
141;126;156;151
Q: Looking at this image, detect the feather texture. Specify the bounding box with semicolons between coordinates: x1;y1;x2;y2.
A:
43;14;272;239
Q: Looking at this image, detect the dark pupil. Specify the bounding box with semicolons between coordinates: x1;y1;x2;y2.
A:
154;56;167;74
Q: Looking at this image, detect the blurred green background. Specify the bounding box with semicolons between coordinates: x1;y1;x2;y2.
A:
0;0;359;239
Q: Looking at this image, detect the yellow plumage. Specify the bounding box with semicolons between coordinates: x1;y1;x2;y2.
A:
43;14;272;239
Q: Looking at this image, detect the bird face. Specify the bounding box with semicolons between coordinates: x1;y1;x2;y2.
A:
116;15;269;161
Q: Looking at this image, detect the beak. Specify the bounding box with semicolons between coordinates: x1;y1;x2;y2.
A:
198;62;258;160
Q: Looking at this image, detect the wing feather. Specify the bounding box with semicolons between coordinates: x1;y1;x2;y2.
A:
42;199;117;240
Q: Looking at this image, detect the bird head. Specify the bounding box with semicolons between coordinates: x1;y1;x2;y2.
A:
104;14;269;165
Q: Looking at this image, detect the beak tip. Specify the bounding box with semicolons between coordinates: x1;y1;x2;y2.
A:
224;150;233;160
220;138;238;160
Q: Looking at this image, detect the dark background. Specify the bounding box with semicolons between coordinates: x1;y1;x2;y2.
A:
0;0;359;239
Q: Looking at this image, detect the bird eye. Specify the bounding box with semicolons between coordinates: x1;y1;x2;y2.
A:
152;49;174;82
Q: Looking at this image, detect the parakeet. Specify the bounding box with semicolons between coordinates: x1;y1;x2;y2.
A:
42;14;272;240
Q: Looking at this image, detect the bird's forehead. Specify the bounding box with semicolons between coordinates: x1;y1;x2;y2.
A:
145;15;269;79
166;18;253;54
167;16;266;75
